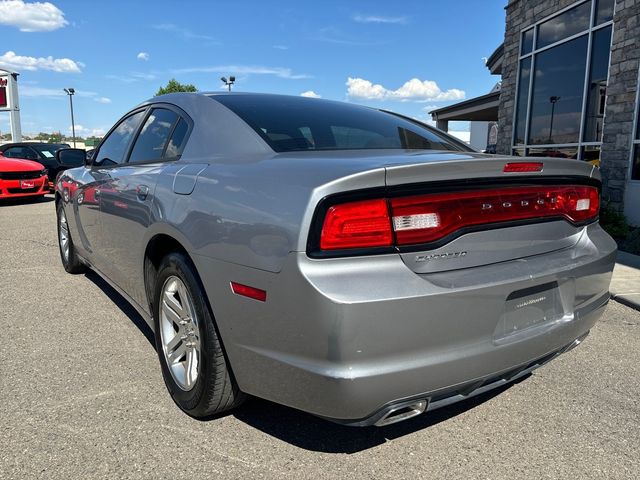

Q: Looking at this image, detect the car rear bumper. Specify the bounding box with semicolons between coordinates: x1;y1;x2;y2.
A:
196;223;616;424
0;176;49;198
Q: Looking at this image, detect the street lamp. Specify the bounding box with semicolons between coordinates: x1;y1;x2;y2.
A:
548;95;560;143
64;88;76;148
220;76;236;92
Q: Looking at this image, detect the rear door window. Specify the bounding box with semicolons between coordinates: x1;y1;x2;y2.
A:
128;108;180;163
164;118;189;158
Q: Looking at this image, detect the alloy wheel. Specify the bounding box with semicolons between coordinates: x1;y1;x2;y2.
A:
58;209;70;262
159;275;201;391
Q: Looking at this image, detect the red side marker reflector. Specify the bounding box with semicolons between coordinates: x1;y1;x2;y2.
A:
503;162;543;173
230;282;267;302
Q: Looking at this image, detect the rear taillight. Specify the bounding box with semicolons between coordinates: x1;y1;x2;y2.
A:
316;185;599;252
320;199;393;250
390;185;599;246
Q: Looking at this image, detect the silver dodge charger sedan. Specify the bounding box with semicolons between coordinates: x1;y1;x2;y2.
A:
55;93;616;426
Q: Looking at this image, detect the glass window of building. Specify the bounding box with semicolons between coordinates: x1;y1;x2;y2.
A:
513;0;615;161
633;78;640;180
514;57;531;145
583;25;612;142
521;29;534;55
536;1;591;49
595;0;615;25
528;35;588;145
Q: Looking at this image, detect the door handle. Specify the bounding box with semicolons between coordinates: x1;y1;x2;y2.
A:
136;185;150;201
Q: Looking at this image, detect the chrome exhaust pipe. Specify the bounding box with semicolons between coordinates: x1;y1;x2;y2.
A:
562;331;590;354
374;399;428;427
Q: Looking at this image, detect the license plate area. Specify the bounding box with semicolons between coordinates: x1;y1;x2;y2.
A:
494;281;568;342
20;180;36;189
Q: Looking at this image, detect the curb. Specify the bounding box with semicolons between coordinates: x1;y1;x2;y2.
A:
611;294;640;312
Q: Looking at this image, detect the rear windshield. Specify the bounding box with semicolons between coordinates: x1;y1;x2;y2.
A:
212;95;467;153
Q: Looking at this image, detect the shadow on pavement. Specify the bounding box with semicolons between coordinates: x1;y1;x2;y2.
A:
0;195;54;206
232;377;527;453
84;270;155;348
80;266;531;453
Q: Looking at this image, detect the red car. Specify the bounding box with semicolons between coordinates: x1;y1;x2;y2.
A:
0;153;49;199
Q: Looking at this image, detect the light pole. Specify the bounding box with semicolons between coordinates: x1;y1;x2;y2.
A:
548;95;560;143
64;88;76;148
220;76;235;92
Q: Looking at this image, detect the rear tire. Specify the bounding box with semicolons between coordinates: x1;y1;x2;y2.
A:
153;252;244;418
56;203;86;274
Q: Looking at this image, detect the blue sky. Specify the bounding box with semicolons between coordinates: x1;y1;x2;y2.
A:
0;0;506;137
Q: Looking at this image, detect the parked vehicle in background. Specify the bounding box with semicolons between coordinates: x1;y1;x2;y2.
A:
0;152;49;199
0;143;71;190
55;93;616;427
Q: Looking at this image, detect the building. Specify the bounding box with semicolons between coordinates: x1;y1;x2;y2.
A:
431;0;639;225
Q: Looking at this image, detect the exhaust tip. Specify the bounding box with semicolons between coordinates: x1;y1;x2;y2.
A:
375;399;428;427
563;331;590;354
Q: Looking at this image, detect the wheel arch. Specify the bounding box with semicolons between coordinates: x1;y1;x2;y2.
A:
144;233;192;312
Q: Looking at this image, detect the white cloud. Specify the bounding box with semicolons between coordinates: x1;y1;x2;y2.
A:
422;105;441;114
352;14;408;24
173;64;311;80
19;85;64;97
0;50;81;73
346;77;465;102
314;27;383;46
152;23;219;43
137;52;149;61
106;72;157;83
272;45;289;50
69;124;106;136
20;85;105;101
0;0;67;32
300;90;321;98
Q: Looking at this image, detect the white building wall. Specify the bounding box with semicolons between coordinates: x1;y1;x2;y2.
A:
624;183;640;227
469;121;489;151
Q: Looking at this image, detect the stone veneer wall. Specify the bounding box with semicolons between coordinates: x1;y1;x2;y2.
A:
600;0;639;210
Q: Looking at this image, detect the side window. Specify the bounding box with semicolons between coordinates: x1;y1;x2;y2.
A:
128;108;179;163
164;118;189;158
4;146;38;160
94;111;145;166
2;147;21;158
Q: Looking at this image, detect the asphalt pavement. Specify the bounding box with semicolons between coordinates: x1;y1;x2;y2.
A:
1;195;639;479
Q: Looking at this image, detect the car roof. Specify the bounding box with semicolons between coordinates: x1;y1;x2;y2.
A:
0;142;68;148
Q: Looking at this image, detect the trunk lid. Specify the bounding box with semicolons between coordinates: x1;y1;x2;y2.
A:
383;155;598;274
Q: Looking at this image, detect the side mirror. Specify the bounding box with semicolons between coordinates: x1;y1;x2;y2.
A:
56;148;89;167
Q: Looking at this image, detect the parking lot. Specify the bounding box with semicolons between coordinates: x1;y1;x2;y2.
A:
1;195;639;479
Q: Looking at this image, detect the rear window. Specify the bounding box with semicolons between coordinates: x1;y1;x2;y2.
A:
212;95;466;153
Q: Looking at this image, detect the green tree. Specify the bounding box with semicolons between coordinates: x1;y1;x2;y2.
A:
155;79;197;96
35;132;50;141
